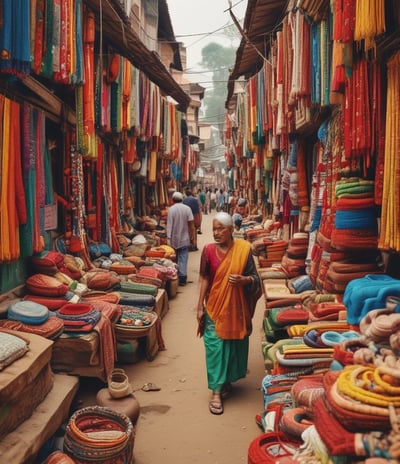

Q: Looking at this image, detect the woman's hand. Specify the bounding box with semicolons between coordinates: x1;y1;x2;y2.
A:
197;305;205;320
228;274;253;286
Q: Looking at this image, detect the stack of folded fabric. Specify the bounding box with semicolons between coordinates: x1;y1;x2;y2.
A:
263;303;310;343
309;301;347;322
280;233;309;278
245;227;271;243
0;300;64;339
259;239;288;268
56;303;101;332
251;237;269;259
324;257;384;294
129;266;165;288
331;178;379;251
118;281;158;297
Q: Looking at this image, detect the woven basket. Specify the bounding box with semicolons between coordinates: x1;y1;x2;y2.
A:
63;406;134;463
114;307;158;339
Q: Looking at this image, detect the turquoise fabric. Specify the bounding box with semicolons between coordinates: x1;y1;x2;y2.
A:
203;313;249;391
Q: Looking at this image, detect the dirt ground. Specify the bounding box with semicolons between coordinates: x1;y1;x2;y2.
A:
77;211;267;464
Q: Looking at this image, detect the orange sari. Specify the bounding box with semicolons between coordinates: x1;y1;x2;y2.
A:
206;239;261;339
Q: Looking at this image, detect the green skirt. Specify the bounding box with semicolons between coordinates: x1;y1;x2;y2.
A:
203;313;249;391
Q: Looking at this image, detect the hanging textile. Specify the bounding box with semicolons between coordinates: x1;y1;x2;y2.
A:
354;0;385;53
81;8;96;157
343;58;371;165
378;51;400;252
0;97;27;261
32;0;82;82
0;0;31;74
19;104;46;258
122;57;131;130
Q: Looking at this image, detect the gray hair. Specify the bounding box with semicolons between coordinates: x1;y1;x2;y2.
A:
214;212;233;227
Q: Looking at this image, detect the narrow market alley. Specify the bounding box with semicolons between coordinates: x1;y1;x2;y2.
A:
77;211;267;464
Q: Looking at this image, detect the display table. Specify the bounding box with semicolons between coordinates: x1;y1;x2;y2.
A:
154;288;169;318
114;289;168;361
51;329;107;381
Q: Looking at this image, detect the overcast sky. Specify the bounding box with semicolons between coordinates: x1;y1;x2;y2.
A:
166;0;247;82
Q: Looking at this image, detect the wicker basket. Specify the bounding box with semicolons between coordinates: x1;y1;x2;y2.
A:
114;307;158;339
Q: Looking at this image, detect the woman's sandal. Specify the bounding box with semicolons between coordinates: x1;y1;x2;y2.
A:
141;382;161;392
209;400;224;415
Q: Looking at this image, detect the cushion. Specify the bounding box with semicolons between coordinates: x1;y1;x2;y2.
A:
26;274;69;297
8;300;49;325
23;294;75;310
84;270;120;291
119;281;158;297
0;331;30;370
0;316;64;339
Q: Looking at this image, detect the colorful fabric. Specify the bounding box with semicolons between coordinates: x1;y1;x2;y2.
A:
200;239;261;392
205;239;261;339
63;406;134;463
203;312;249;391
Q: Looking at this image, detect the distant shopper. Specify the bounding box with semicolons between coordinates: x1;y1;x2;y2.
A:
197;189;206;215
167;191;195;286
183;188;202;246
210;189;217;211
216;189;224;212
196;212;262;415
205;189;211;214
232;198;249;230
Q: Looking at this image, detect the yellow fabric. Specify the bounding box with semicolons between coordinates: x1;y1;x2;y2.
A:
148;151;157;183
206;239;255;340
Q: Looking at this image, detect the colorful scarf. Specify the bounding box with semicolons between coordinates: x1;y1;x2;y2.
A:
206;239;259;339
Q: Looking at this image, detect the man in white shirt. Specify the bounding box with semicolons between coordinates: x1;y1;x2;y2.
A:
167;191;195;286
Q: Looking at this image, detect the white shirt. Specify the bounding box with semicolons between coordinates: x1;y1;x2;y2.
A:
166;203;194;249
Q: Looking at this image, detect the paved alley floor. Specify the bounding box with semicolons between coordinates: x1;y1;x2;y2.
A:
78;211;267;464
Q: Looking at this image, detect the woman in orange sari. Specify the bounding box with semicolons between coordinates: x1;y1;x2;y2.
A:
197;212;262;415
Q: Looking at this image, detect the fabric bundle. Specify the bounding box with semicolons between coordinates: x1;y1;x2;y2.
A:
118;281;158;297
56;303;101;332
63;406;134;463
0;0;31;74
309;302;346;322
263;304;310;343
7;300;49;325
0;315;64;339
331;178;378;251
324;258;383;294
31;0;84;83
323;370;391;432
343;274;400;325
0;97;26;262
0;330;29;370
379;51;400;252
26;273;70;297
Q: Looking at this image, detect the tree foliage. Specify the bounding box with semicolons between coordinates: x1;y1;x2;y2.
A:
200;42;236;129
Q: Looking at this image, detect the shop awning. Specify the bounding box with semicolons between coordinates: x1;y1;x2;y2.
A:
84;0;191;112
225;0;288;109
